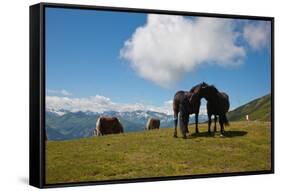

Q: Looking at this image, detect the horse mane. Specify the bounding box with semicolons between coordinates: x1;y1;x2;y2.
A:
209;85;219;93
190;85;198;93
190;82;209;93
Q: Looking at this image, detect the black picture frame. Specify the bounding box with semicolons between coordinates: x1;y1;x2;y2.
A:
30;2;274;189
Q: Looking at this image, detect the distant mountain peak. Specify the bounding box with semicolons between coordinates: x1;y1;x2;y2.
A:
46;109;208;141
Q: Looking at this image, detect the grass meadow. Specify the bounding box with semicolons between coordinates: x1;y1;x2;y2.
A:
46;121;271;184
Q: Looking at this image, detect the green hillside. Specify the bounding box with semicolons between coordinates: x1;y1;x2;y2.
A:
227;94;271;121
46;121;271;184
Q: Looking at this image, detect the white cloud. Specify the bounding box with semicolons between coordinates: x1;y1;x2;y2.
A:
46;95;209;116
243;21;271;50
47;89;72;96
46;95;174;115
120;14;246;87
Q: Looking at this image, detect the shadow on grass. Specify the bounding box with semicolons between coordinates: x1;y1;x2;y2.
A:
189;130;248;138
223;130;248;137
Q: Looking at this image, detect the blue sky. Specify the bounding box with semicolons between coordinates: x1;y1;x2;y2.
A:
45;7;271;113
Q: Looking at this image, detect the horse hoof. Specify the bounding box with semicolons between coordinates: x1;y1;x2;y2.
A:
220;134;224;137
173;135;178;138
183;136;187;139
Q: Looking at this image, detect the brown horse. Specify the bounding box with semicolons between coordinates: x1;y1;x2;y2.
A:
145;117;160;130
190;84;230;135
173;83;205;138
173;91;190;138
94;116;124;136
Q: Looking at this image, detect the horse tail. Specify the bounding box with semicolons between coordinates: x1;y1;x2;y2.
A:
95;117;101;136
117;118;124;133
146;118;151;130
222;114;230;126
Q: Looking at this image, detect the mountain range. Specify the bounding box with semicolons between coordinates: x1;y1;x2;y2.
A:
46;93;271;140
46;109;207;140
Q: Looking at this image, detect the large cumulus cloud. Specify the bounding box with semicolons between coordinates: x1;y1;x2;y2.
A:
120;14;270;87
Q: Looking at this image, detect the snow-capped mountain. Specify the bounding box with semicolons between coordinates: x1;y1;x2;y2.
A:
46;109;207;140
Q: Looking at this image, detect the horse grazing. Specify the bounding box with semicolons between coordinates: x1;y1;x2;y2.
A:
173;83;206;138
145;117;160;130
94;116;124;136
190;84;230;135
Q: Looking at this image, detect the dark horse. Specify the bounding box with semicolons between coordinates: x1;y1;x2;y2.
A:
173;83;203;138
190;84;230;135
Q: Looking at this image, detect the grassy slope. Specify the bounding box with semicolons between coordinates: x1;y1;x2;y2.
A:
46;121;271;184
227;94;271;121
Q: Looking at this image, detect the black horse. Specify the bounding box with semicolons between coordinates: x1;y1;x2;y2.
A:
172;83;203;139
190;84;230;135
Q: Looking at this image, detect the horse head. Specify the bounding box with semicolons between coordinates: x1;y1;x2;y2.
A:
194;84;220;103
189;82;209;104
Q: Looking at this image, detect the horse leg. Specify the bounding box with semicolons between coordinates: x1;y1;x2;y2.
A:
214;115;217;132
186;115;189;134
219;115;224;136
186;115;190;138
180;116;188;139
173;112;178;138
208;114;212;134
179;114;187;139
195;113;199;133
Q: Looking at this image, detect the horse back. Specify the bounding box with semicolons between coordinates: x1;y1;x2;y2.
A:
173;90;197;115
207;92;229;115
150;118;160;129
99;117;123;134
173;91;186;113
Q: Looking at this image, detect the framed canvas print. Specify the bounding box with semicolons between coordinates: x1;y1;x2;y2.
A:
29;2;274;188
